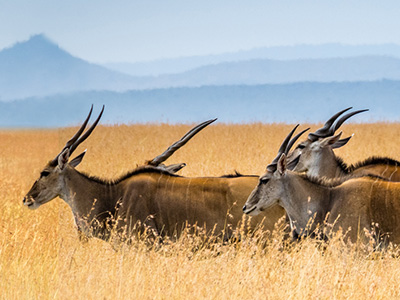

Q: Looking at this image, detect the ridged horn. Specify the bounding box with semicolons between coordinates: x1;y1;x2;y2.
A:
285;127;310;154
148;118;217;166
308;107;352;141
330;109;369;133
52;105;104;164
267;124;299;173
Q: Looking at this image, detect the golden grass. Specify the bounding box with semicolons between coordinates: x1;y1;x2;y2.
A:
2;122;400;299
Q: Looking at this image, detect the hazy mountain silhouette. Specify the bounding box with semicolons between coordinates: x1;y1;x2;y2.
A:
144;56;400;87
105;44;400;76
3;35;400;101
0;34;141;100
1;80;399;127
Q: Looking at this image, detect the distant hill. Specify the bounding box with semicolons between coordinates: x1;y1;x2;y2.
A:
144;56;400;87
0;34;141;100
3;35;400;105
1;80;399;127
104;44;400;76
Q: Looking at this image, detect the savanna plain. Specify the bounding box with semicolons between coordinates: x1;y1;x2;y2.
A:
1;122;400;299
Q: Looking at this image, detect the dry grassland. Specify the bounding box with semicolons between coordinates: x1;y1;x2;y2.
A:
1;122;400;299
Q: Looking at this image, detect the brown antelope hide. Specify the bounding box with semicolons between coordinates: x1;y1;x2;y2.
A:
289;107;400;181
23;107;284;243
244;128;400;246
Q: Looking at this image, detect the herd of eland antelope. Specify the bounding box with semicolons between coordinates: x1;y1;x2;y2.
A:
23;105;400;248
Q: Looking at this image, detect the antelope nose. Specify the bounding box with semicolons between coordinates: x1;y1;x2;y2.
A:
242;205;246;212
23;196;34;207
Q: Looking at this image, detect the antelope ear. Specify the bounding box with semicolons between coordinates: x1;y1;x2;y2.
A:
164;163;186;173
58;148;70;170
331;134;353;149
69;150;87;168
277;153;287;176
319;132;342;148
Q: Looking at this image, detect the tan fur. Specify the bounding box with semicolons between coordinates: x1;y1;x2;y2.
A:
351;164;400;181
24;164;284;242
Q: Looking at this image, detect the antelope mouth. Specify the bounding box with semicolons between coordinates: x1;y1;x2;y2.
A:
24;202;36;209
243;205;257;215
23;197;38;209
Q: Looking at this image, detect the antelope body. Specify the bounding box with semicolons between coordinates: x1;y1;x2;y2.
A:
26;163;282;240
23;106;284;242
350;157;400;181
244;151;400;245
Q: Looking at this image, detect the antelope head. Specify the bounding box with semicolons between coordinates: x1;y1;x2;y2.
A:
289;107;368;175
243;125;308;215
23;105;104;210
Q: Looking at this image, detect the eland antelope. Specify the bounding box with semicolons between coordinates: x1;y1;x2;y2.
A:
290;108;400;181
23;107;286;242
243;127;400;246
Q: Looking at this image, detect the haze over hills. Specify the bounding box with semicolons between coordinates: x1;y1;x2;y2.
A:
139;56;400;87
1;80;399;127
3;35;400;101
104;44;400;76
1;34;400;126
0;34;140;100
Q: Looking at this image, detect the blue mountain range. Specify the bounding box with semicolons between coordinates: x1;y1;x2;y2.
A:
0;34;399;126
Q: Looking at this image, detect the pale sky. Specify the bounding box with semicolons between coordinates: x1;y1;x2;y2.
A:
1;0;400;63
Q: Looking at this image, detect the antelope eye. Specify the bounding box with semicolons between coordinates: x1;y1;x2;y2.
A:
260;177;269;184
40;171;50;178
297;144;306;150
